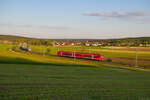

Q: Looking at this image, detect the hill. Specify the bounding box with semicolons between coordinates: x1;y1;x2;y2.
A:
0;35;48;41
0;35;150;46
0;34;150;42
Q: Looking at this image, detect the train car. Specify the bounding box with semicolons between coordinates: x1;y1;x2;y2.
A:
20;46;31;52
57;51;104;61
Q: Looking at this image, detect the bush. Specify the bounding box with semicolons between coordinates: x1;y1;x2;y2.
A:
106;58;112;62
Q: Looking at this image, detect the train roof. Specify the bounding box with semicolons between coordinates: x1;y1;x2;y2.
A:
58;51;103;55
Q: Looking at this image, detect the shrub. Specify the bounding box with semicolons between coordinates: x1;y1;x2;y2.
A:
106;58;112;62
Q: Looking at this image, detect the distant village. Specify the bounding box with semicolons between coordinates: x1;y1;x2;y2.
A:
1;39;150;47
52;41;104;46
51;40;150;47
0;35;150;47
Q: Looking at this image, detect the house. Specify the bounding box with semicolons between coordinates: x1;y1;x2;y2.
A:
85;43;90;46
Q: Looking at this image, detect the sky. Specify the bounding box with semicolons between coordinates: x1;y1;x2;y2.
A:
0;0;150;39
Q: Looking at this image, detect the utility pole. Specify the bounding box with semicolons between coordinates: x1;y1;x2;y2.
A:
136;47;138;67
58;47;60;56
58;47;59;52
74;51;75;60
43;46;45;56
92;54;94;60
27;40;29;48
74;47;75;60
89;48;91;54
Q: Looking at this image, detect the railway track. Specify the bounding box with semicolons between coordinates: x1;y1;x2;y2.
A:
18;48;150;68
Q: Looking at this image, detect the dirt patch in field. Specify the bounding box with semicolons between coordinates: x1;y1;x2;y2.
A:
104;57;150;68
103;47;150;51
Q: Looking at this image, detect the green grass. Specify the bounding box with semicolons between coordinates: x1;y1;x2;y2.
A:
0;45;102;67
29;45;150;68
30;45;150;60
0;44;150;100
0;63;150;100
88;48;150;60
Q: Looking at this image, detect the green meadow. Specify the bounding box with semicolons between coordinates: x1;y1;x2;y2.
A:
30;45;150;68
0;44;150;100
30;45;150;60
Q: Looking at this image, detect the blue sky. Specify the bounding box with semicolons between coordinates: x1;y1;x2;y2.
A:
0;0;150;39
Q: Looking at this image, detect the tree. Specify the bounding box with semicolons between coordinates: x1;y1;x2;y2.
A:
46;47;51;54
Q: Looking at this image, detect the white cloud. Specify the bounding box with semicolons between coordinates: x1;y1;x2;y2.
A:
0;23;71;30
82;10;150;23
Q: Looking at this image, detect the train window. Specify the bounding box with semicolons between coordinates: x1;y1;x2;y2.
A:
76;54;81;56
84;55;91;57
64;53;72;55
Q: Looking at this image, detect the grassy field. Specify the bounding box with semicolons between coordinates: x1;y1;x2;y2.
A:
30;45;150;68
0;44;150;100
30;45;150;60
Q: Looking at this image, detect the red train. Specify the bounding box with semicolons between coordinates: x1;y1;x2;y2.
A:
57;51;104;61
